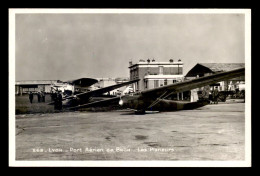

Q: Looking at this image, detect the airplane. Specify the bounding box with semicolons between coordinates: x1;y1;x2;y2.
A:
50;78;99;97
67;67;245;114
49;78;140;108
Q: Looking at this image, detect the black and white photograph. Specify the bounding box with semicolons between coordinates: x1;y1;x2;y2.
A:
9;9;251;167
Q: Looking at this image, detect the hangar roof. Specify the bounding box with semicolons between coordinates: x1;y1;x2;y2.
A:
198;63;245;72
15;80;59;85
186;63;245;77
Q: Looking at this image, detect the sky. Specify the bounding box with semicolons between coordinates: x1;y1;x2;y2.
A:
15;12;245;81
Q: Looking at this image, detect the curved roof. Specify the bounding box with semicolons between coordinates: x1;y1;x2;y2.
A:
67;78;98;87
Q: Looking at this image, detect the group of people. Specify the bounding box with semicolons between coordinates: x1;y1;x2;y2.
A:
50;91;63;110
28;91;45;103
29;90;63;110
199;86;219;104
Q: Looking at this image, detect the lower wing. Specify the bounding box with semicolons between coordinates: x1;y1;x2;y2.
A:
66;96;120;110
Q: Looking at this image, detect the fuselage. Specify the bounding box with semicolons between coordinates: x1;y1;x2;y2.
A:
119;94;209;111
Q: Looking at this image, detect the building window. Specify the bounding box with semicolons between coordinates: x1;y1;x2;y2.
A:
144;80;148;88
164;79;167;86
173;80;177;84
178;67;183;75
159;66;163;75
154;80;159;88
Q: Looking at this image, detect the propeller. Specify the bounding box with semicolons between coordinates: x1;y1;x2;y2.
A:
119;95;124;106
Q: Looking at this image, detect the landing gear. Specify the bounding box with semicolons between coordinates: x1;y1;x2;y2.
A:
135;110;146;115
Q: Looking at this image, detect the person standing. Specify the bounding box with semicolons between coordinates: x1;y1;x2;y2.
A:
53;91;58;110
37;92;41;102
29;92;33;104
213;86;219;104
50;90;54;101
57;91;63;110
41;91;45;102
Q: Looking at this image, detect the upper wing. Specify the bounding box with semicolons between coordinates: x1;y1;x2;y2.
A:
141;67;245;98
65;79;140;99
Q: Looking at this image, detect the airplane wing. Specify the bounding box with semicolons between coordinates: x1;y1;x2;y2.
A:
65;79;140;100
67;96;121;110
141;67;245;98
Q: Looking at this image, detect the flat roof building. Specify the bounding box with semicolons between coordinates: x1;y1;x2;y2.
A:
129;59;184;92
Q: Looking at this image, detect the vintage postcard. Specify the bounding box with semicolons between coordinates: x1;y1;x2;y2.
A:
9;8;251;167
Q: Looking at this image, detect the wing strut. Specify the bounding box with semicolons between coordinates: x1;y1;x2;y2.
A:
146;89;179;109
147;90;169;109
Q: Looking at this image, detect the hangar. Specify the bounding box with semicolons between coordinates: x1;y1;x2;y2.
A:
184;63;245;102
15;80;59;95
185;63;245;91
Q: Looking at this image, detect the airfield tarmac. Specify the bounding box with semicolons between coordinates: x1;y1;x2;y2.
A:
15;103;245;161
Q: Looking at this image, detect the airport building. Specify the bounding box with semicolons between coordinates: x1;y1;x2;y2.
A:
185;63;245;91
15;80;59;95
129;59;184;92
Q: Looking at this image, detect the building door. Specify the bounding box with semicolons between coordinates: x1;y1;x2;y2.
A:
164;79;167;86
144;80;148;89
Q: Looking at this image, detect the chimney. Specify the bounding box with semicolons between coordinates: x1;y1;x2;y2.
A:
147;59;150;63
169;59;173;63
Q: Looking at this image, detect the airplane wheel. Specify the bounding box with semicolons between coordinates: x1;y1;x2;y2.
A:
135;110;145;115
